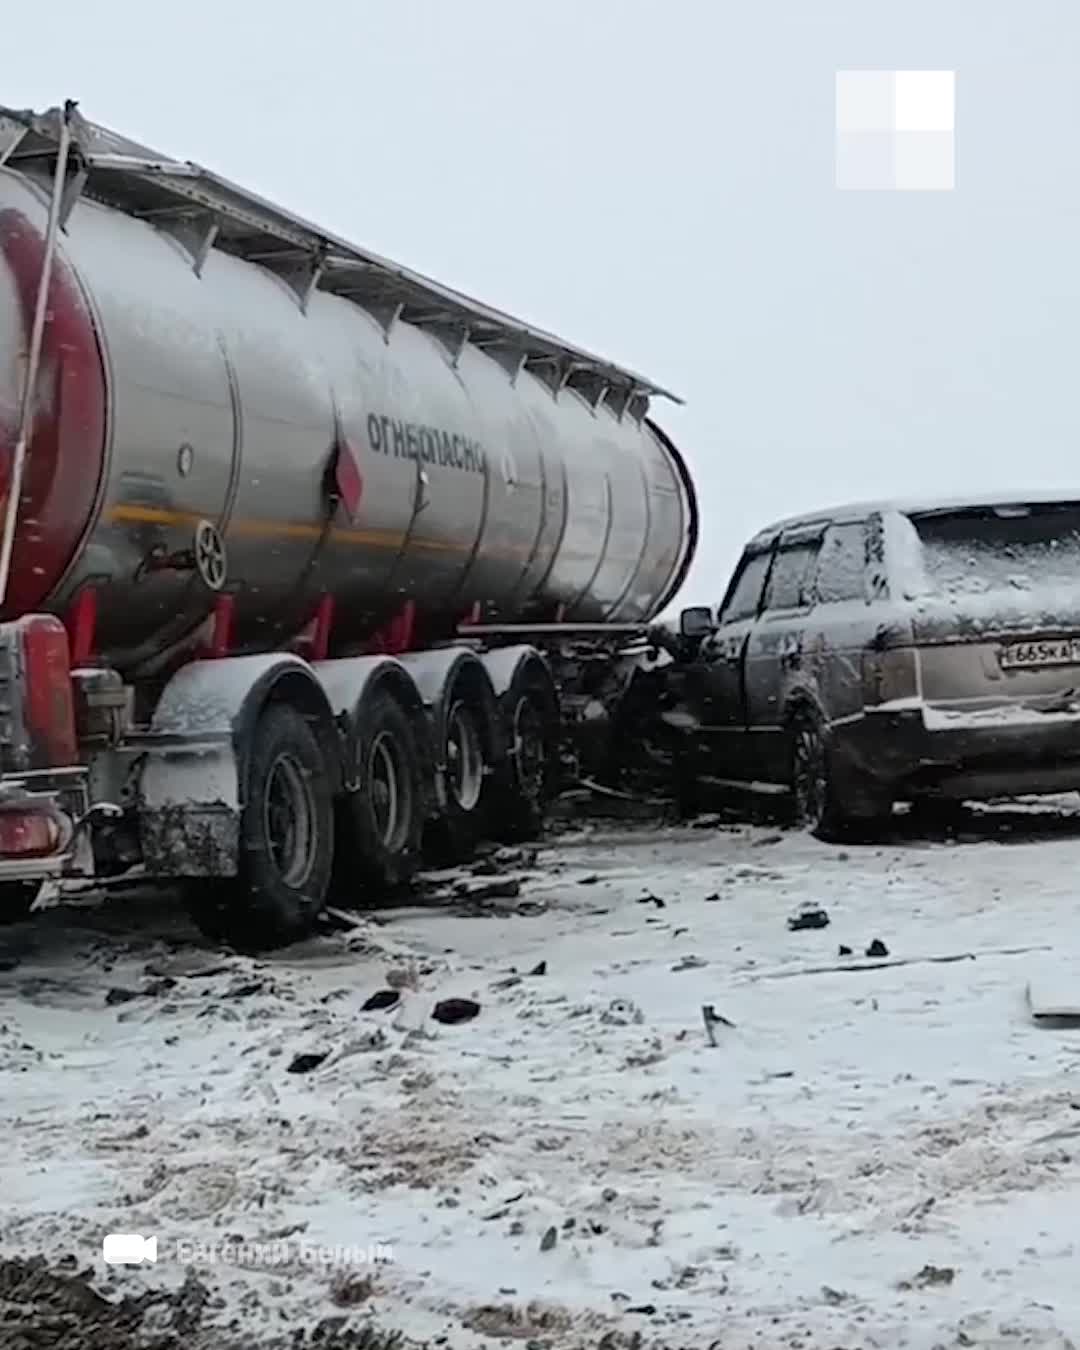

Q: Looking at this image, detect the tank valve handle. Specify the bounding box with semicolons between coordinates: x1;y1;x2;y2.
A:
193;519;227;592
134;519;227;592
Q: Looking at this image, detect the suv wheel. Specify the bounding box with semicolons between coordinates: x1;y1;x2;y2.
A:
791;708;833;835
790;706;890;840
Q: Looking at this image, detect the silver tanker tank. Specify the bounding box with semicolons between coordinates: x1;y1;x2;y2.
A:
0;106;697;671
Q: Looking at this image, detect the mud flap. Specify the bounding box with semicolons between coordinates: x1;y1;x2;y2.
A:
138;737;241;876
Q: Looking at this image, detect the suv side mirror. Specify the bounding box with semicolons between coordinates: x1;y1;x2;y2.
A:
679;605;714;638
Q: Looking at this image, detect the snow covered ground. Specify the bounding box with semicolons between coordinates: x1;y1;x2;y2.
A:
4;802;1080;1347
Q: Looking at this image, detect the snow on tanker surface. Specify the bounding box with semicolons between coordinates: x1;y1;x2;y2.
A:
0;98;697;952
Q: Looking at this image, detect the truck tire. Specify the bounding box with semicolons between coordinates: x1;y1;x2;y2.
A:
333;687;424;898
425;698;490;865
491;682;551;843
0;881;41;925
185;703;334;951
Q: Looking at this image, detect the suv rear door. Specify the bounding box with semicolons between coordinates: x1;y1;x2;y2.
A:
743;526;824;781
809;518;873;721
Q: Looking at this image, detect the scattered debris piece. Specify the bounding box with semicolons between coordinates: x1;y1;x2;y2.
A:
638;893;666;909
702;1004;736;1046
527;960;547;977
362;989;401;1012
1026;966;1080;1021
625;1303;658;1316
263;1221;309;1241
672;954;707;972
458;879;522;902
144;954;234;980
432;998;481;1025
539;1226;558;1252
329;1270;375;1307
494;846;537;868
838;944;853;957
318;905;363;933
578;875;599;886
753;944;1049;982
624;1036;665;1068
105;987;140;1006
898;1264;955;1291
788;907;830;931
704;892;721;903
866;938;889;958
822;1285;850;1305
754;833;784;847
223;979;264;999
601;998;644;1027
490;974;522;992
286;1052;329;1075
482;1191;525;1221
901;1196;936;1228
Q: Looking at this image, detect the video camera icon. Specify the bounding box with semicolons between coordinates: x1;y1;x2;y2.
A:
102;1234;157;1265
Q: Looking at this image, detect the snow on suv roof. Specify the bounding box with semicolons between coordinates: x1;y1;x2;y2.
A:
748;488;1080;546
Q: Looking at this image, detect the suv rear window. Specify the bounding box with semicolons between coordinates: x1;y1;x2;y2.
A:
815;522;866;603
764;539;820;611
909;503;1080;597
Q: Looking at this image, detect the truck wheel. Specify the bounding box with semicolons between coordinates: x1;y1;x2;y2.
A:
425;698;489;864
185;703;334;951
0;881;41;925
492;685;550;843
334;687;424;898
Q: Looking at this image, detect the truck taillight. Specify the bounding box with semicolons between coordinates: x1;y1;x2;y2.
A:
861;646;920;706
18;615;77;767
0;809;61;856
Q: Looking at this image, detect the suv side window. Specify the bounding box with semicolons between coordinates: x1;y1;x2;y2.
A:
763;538;821;612
719;549;772;622
814;521;866;603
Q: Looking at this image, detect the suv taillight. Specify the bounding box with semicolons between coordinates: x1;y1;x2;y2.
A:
0;615;78;768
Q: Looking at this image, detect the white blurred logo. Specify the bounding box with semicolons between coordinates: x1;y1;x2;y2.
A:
102;1233;157;1265
836;70;955;191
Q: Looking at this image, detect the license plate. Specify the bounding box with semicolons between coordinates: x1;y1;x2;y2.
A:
1000;637;1080;669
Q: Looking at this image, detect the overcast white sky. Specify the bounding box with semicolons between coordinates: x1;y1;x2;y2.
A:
7;0;1079;607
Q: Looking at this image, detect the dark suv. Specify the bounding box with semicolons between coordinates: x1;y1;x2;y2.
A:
670;493;1080;835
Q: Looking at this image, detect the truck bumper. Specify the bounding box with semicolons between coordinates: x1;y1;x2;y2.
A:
0;769;93;883
837;700;1080;800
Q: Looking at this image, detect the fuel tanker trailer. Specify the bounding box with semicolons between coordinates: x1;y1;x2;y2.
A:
0;100;698;949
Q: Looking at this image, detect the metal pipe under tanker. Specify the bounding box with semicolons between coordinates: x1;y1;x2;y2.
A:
0;168;697;670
